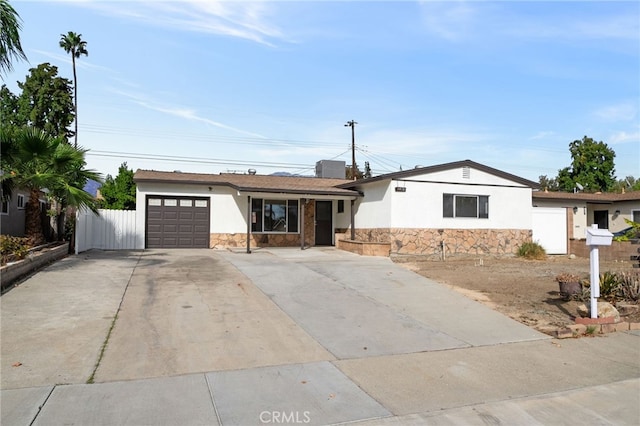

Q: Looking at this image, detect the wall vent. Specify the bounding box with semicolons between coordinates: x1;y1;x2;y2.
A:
462;166;470;179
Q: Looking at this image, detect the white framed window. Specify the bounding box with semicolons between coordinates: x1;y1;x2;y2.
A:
251;198;299;233
443;194;489;219
17;194;25;209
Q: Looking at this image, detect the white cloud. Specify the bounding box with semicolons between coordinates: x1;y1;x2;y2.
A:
593;103;638;122
417;1;639;45
110;88;267;138
74;0;288;46
529;131;556;140
418;1;479;42
608;130;640;145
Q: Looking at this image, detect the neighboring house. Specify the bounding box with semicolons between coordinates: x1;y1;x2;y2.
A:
337;160;539;257
1;189;28;236
0;189;49;237
133;159;540;258
133;167;360;250
532;190;640;254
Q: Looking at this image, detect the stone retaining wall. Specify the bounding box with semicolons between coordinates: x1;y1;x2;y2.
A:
351;228;531;258
336;239;391;257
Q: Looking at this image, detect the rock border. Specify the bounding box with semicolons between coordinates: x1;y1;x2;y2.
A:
551;320;640;339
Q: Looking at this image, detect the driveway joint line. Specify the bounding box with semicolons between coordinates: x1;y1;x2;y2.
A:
204;373;223;426
27;385;55;426
86;251;143;384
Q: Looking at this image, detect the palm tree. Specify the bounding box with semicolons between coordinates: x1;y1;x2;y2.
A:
59;31;87;147
0;0;28;77
0;126;101;244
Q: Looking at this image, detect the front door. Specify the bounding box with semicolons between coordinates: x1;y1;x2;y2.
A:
593;210;609;230
315;201;333;246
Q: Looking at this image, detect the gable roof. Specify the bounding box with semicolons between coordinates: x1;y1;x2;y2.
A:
337;159;540;189
532;190;640;203
133;169;361;197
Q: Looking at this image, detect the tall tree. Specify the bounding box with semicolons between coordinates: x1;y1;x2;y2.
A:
0;0;27;77
538;175;559;191
2;63;74;140
555;136;616;192
99;162;137;210
0;126;100;244
59;31;87;147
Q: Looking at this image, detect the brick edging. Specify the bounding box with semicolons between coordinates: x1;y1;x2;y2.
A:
552;320;640;338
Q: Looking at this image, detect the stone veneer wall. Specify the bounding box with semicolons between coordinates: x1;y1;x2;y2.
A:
352;228;532;258
210;233;305;249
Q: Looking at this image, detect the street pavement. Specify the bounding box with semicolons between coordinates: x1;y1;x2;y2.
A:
1;248;639;425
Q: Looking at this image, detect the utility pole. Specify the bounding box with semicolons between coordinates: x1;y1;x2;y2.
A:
344;120;357;180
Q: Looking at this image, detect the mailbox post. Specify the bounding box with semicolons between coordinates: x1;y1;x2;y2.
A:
585;224;613;318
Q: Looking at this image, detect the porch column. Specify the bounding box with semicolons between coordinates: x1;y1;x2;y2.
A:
350;199;355;240
246;196;251;254
300;198;306;250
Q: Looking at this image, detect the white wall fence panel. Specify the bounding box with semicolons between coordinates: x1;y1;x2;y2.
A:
76;209;138;253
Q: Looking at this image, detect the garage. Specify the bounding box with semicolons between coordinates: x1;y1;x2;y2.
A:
146;196;210;248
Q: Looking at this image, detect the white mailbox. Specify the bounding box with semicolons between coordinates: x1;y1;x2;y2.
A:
586;226;613;246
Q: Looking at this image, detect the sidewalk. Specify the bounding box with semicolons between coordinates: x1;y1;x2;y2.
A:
2;346;638;425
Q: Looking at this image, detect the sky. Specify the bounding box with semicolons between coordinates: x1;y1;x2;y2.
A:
3;0;639;183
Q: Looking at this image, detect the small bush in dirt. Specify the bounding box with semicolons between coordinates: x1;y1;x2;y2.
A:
516;241;546;260
598;271;622;302
619;271;640;302
0;235;30;266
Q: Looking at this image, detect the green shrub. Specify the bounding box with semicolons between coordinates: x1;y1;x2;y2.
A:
613;218;640;242
516;241;547;260
0;235;30;266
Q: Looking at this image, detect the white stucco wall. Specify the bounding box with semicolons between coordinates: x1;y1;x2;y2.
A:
353;166;534;230
334;200;352;229
390;181;532;229
352;180;392;228
211;187;248;233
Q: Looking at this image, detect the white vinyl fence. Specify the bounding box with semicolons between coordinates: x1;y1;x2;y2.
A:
76;209;139;253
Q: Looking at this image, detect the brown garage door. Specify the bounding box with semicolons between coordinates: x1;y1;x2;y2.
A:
146;196;210;248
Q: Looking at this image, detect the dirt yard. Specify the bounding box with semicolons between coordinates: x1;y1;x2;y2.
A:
393;255;640;334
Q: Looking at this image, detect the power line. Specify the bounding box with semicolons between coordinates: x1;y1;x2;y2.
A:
87;150;314;171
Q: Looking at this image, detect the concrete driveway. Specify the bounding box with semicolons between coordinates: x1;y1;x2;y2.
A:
2;248;639;426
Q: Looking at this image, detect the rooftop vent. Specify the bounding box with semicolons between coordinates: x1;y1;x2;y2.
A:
248;169;257;175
